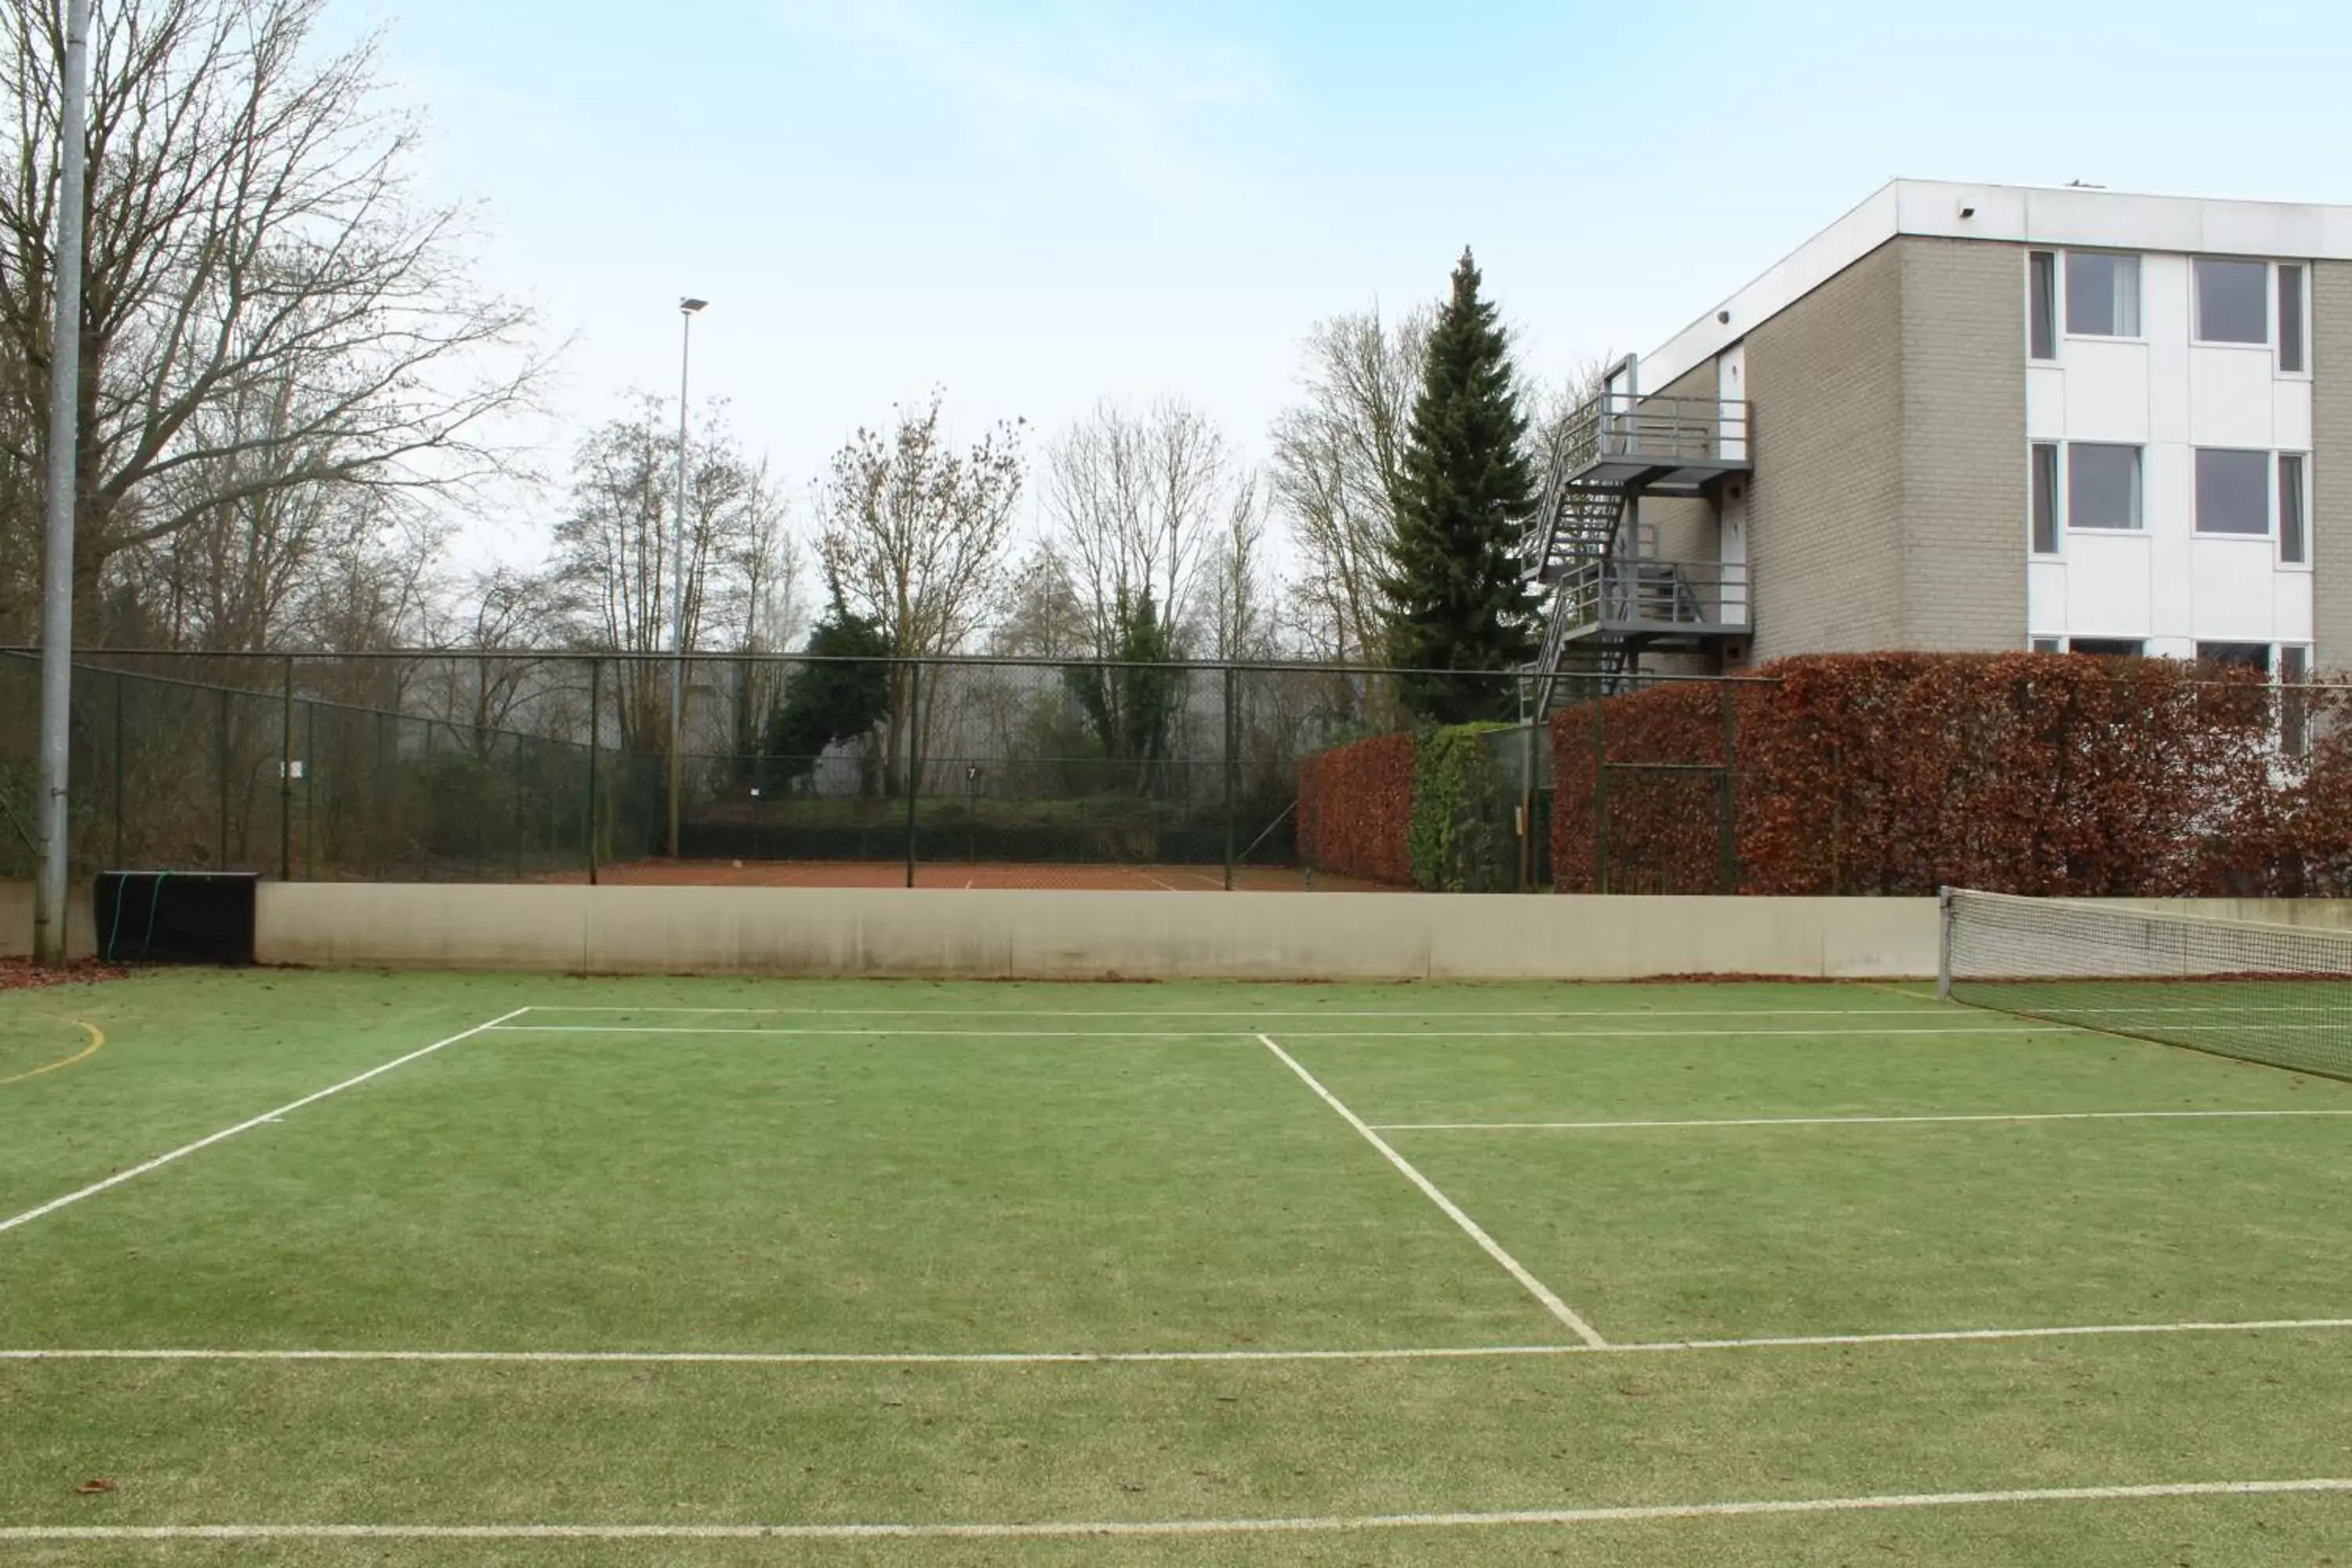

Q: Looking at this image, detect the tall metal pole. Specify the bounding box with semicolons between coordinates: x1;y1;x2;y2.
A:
666;297;706;860
33;0;93;967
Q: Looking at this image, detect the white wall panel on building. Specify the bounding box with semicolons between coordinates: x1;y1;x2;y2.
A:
2188;539;2282;640
2143;444;2194;538
2066;534;2153;635
2063;341;2153;441
2274;380;2314;451
2144;264;2192;447
2187;349;2281;448
2027;561;2067;636
2149;523;2194;639
2027;366;2066;440
2273;573;2315;644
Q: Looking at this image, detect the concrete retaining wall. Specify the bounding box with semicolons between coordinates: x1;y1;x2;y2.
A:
0;883;95;960
256;884;1946;981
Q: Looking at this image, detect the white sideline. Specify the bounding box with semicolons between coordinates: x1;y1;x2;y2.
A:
8;1318;2352;1366
0;1007;534;1237
1372;1109;2352;1132
1255;1033;1606;1348
5;1479;2346;1542
491;1024;2071;1039
517;1006;1958;1018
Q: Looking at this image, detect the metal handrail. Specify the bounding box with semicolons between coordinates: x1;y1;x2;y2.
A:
1560;393;1749;467
1554;559;1751;634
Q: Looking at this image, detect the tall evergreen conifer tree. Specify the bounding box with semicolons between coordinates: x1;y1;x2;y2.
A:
1381;249;1541;724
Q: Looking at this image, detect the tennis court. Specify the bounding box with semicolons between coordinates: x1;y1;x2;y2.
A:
2;963;2349;1563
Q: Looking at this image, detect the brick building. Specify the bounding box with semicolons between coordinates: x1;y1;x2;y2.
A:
1531;180;2352;679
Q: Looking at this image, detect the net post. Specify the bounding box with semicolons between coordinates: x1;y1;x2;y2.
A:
1936;885;1955;1001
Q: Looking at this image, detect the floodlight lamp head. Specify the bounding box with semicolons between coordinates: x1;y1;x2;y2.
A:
680;297;708;314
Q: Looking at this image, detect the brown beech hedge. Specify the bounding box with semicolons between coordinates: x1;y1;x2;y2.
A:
1297;731;1417;887
1550;652;2352;897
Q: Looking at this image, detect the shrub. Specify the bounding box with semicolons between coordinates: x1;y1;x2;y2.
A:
1297;732;1416;887
1551;652;2319;897
1408;723;1515;892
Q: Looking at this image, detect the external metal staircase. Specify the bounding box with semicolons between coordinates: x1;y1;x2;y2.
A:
1526;387;1753;708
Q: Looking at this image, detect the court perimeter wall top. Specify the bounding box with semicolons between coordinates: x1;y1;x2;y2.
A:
15;884;2352;979
252;884;1943;980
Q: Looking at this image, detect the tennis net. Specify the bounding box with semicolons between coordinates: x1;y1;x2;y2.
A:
1940;888;2352;1081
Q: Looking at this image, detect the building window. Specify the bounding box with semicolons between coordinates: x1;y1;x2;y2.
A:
2070;638;2145;658
2195;448;2271;535
2194;259;2270;344
2068;444;2142;530
2195;641;2271;673
2280;264;2307;373
2028;251;2058;360
2282;644;2313;757
2031;637;2063;654
2066;252;2140;337
2281;453;2309;564
2031;443;2060;553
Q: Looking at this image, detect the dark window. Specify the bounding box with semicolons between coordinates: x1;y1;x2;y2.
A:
2031;637;2063;654
2069;445;2141;529
2069;638;2146;658
2029;252;2058;359
2031;444;2060;552
2067;252;2140;336
2196;641;2271;673
2195;448;2270;535
2195;260;2270;344
2281;453;2308;564
2280;265;2307;372
2282;644;2312;757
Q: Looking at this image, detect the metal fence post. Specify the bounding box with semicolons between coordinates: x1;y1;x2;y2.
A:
1718;681;1737;895
278;656;295;880
1519;689;1537;893
302;699;315;880
902;659;922;889
111;669;124;869
1222;664;1237;891
1592;699;1610;895
216;685;230;868
586;657;602;886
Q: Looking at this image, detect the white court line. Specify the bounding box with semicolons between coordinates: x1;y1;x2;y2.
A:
1255;1033;1606;1348
1372;1109;2352;1132
489;1023;2076;1040
1141;872;1185;891
7;1317;2352;1367
5;1480;2346;1542
0;1007;533;1237
517;1006;1959;1018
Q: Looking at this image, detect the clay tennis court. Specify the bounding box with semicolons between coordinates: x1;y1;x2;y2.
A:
557;859;1403;892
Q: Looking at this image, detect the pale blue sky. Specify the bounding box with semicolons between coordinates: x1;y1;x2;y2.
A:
344;0;2349;556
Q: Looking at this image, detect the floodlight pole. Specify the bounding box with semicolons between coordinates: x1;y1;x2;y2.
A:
667;297;706;860
33;0;93;968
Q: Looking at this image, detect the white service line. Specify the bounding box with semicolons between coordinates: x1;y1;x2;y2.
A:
515;1006;1961;1018
8;1316;2349;1367
1372;1109;2352;1133
492;1024;2069;1040
1255;1033;1606;1349
0;1007;533;1237
5;1480;2346;1543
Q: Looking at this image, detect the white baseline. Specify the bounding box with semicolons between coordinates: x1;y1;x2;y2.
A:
2;1479;2345;1543
7;1318;2352;1367
0;1007;533;1236
1255;1033;1606;1348
1372;1109;2352;1132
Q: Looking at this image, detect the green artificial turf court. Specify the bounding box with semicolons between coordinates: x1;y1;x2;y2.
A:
2;967;2350;1563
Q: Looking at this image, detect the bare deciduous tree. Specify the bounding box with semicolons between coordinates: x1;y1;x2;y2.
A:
1044;397;1238;659
817;392;1024;793
1269;303;1430;661
1201;471;1274;662
0;0;545;641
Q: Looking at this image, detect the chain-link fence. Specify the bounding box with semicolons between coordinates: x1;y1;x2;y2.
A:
0;648;1450;891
